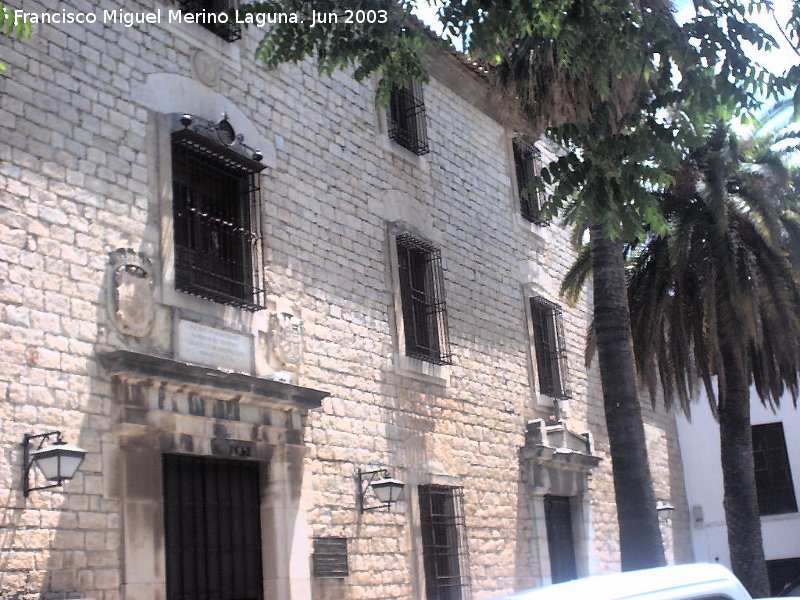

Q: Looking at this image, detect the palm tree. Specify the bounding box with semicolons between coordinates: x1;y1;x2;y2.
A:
589;224;667;571
251;0;782;572
626;125;800;596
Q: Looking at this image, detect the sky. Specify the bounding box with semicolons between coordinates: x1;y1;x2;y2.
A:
412;0;799;132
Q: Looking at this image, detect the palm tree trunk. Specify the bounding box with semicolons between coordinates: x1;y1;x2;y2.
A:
590;224;666;570
718;339;770;596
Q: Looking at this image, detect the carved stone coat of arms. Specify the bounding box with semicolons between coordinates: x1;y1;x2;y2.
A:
108;248;155;338
269;311;304;367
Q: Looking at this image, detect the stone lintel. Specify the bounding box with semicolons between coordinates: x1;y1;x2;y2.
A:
522;445;602;471
99;350;327;411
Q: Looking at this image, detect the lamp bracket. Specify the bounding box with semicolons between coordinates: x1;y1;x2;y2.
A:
357;468;392;513
22;430;65;497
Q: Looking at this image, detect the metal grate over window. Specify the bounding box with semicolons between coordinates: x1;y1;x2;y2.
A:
388;81;430;156
752;422;798;516
530;295;571;400
513;138;548;225
171;129;266;311
396;234;452;365
178;0;242;41
419;485;472;600
163;454;263;600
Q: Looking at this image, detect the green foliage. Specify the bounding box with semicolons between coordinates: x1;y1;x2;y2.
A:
242;1;438;103
784;0;800;119
250;0;790;242
627;124;800;414
494;0;789;241
0;3;32;73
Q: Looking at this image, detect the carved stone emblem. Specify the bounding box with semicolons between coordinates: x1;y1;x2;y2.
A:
269;311;304;367
191;50;220;88
108;248;154;338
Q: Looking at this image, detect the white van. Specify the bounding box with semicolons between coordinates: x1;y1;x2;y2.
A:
496;563;799;600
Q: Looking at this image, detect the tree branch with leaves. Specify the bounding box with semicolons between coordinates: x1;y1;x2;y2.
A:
247;0;790;586
0;3;31;73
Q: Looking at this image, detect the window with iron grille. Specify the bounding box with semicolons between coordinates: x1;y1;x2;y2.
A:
163;454;263;600
752;422;797;516
513;138;548;225
387;81;430;156
530;296;571;399
419;485;472;600
396;234;451;365
171;127;266;311
178;0;242;41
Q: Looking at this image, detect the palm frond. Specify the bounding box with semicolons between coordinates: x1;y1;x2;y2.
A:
627;125;800;420
561;244;592;305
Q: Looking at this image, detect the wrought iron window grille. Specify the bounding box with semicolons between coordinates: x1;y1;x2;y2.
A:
387;81;430;156
419;485;472;600
178;0;242;42
752;422;798;516
530;295;571;400
171;113;267;311
513;138;548;225
396;234;452;365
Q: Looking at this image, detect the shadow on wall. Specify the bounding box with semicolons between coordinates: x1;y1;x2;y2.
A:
514;458;538;592
0;274;115;599
665;408;695;564
640;395;695;565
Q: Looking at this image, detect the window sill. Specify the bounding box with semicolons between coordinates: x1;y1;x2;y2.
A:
394;353;450;386
515;212;552;236
379;135;431;174
760;511;800;522
535;391;570;409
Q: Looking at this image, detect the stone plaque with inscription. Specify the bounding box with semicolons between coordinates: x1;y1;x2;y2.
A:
176;320;253;373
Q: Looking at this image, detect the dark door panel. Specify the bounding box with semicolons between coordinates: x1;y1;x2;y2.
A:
544;495;578;584
163;454;264;600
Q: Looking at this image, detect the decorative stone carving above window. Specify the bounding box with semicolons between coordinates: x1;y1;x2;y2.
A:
191;50;220;88
99;349;326;449
269;310;304;368
522;419;600;497
107;248;155;338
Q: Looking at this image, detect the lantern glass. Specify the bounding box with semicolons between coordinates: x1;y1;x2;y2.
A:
31;443;86;481
371;478;404;504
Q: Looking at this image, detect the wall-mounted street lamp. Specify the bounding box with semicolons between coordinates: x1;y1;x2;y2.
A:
357;468;405;512
656;499;675;523
23;431;86;497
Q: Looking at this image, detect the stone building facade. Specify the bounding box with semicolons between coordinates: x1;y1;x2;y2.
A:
0;2;692;599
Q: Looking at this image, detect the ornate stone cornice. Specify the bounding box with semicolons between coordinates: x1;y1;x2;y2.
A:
98;350;327;411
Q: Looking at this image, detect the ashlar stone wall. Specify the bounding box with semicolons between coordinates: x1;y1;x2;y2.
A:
0;2;692;599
